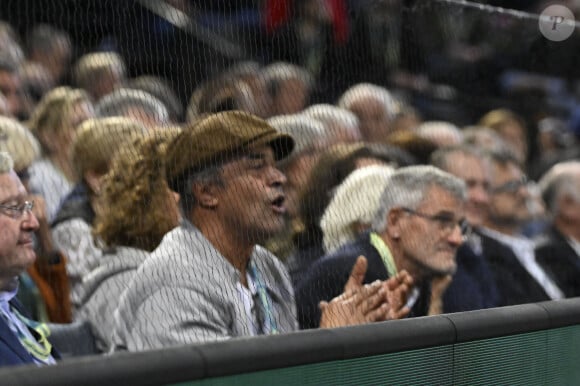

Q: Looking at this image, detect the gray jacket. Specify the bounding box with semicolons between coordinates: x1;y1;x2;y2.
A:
112;221;298;352
76;246;149;352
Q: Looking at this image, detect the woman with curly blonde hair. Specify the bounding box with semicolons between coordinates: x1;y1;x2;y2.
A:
76;128;181;352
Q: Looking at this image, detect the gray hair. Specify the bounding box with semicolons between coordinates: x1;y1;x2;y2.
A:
176;164;224;216
267;114;327;156
430;144;485;172
371;165;467;232
96;88;169;126
303;104;361;138
337;83;400;121
0;152;14;173
262;62;313;97
416;121;463;147
128;76;183;122
538;161;580;216
463;126;509;152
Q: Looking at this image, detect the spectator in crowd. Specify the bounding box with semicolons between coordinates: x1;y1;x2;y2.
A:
73;52;126;102
0;116;71;323
77;130;181;352
296;165;467;329
27;87;94;222
0;22;25;67
529;117;579;180
415;121;463;147
390;105;422;134
0;57;25;120
320;164;394;255
266;114;329;258
479;150;562;305
112;111;411;351
431;145;501;312
386;130;439;165
303;104;362;144
338;83;399;143
17;62;55;113
0;151;59;366
479;108;529;166
128;76;184;123
51;117;147;314
535;161;580;297
95;88;169;129
191;76;259;120
221;61;270;118
263;62;312;116
462;125;509;153
26;24;72;85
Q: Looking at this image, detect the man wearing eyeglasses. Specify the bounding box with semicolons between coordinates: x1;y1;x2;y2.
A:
535;161;580;298
479;150;562;306
296;165;467;329
430;145;501;313
0;152;59;366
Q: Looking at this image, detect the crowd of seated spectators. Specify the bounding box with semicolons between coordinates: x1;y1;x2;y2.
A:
0;2;579;369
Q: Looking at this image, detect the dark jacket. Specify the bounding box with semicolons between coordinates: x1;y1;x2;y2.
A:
443;241;501;313
479;231;550;306
295;232;430;330
0;299;59;367
535;225;580;298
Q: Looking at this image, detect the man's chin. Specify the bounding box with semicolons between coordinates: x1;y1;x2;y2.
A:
20;250;37;266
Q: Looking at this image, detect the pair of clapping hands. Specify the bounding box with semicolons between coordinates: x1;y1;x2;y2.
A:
319;256;414;329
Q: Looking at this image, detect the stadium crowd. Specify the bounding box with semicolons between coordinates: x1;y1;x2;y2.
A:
0;0;579;367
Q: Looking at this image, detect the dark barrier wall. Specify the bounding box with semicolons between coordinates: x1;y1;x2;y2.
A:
1;299;579;385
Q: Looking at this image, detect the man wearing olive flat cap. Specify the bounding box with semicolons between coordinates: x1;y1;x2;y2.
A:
112;111;412;351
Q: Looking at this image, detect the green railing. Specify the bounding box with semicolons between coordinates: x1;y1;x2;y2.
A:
1;299;579;386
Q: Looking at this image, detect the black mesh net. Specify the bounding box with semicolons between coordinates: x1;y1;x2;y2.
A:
0;0;578;367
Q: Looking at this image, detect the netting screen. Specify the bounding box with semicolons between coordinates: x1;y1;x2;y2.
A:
0;0;579;374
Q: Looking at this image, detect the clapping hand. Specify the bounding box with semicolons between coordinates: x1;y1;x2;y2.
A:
319;256;413;328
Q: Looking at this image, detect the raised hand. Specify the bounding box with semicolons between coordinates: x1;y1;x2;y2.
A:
428;274;453;315
318;256;413;329
381;269;413;320
319;279;388;328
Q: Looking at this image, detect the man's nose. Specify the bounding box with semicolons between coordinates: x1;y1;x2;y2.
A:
269;166;287;186
22;209;40;231
447;224;464;246
470;186;490;205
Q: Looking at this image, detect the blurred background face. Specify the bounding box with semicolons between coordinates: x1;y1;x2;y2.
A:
0;70;22;118
348;96;390;142
443;152;490;227
487;161;531;227
280;152;319;221
273;78;308;115
497;120;528;164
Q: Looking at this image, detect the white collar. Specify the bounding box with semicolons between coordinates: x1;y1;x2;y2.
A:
480;227;533;250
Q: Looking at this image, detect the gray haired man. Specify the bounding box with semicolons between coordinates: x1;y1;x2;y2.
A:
296;165;467;329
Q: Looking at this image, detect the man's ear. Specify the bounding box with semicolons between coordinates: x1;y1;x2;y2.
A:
191;181;219;209
386;208;404;239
